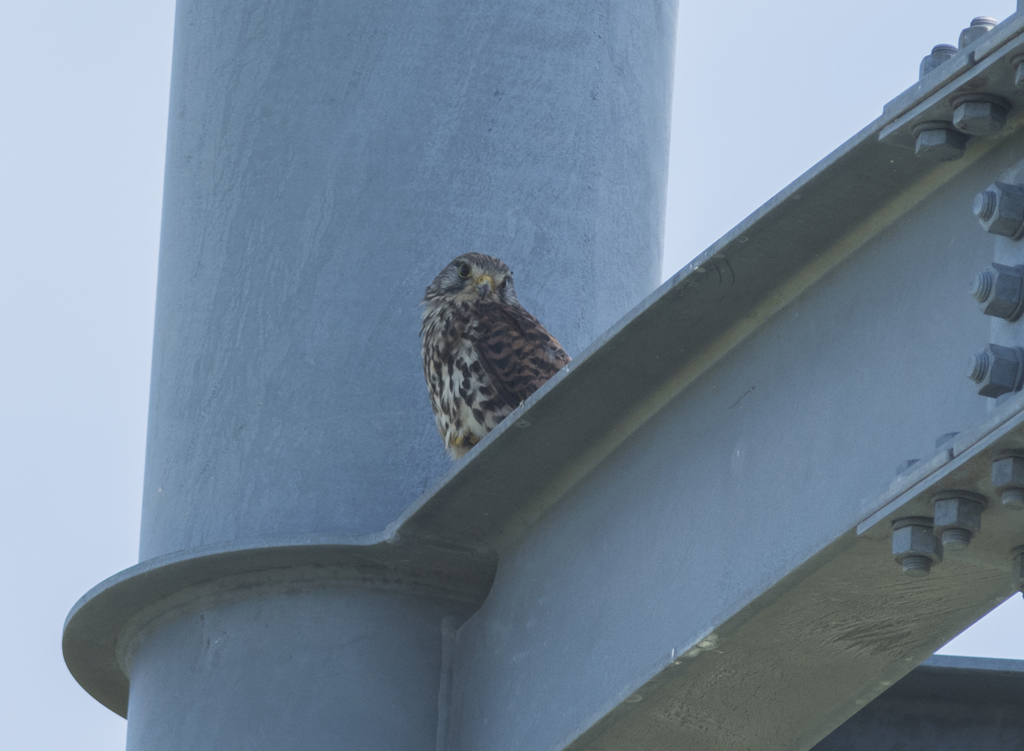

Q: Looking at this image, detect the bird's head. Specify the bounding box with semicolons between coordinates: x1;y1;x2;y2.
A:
423;253;519;306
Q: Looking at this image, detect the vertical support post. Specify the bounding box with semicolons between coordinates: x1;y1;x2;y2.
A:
119;0;677;748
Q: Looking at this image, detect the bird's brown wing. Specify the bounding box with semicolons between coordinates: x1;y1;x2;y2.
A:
470;302;571;407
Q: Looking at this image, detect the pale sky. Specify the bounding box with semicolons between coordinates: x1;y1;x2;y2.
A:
1;1;1020;748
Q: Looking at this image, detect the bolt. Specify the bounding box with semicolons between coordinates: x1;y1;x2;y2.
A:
952;94;1011;136
959;16;998;49
932;491;987;552
974;182;1024;238
975;190;998;221
992;452;1024;509
969;263;1024;320
968;344;1024;398
1012;545;1024;591
913;121;969;162
892;517;942;577
920;44;958;79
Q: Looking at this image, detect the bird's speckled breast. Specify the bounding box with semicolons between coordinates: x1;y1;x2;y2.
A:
421;302;513;459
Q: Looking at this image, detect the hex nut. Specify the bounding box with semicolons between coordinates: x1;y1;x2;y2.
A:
913;121;968;162
959;16;997;49
932;491;987;552
951;95;1010;136
892;517;942;577
969;263;1024;320
1012;546;1024;591
992;453;1024;510
920;44;958;79
968;344;1024;398
973;181;1024;238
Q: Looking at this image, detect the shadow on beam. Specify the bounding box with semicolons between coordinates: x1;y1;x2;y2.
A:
815;655;1024;751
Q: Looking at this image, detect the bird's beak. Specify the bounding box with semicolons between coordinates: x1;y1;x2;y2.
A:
475;275;493;297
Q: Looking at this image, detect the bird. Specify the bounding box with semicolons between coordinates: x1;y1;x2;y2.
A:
421;253;571;459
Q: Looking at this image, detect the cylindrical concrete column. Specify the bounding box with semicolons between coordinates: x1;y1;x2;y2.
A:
65;1;677;748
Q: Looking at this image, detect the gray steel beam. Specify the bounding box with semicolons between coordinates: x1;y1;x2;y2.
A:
814;656;1024;750
409;12;1024;749
64;7;1024;751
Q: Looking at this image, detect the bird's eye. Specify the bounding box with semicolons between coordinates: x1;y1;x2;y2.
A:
458;263;471;279
499;278;507;289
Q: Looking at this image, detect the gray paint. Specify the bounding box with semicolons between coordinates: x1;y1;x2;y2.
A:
443;143;1007;748
65;0;679;749
63;7;1024;751
125;587;452;751
62;536;493;718
142;0;676;559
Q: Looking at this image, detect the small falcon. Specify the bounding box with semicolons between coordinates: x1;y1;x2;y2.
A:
421;253;570;459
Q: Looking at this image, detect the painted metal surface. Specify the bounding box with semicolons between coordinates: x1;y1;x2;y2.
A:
141;0;675;560
125;589;454;751
64;0;678;749
63;5;1024;751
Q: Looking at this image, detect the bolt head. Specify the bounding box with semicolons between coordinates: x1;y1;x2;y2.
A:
932;492;985;546
953;100;1008;136
971;263;1024;320
969;344;1024;398
992;453;1024;488
892;517;942;574
920;44;958;79
913;123;968;162
974;182;1024;238
959;18;996;49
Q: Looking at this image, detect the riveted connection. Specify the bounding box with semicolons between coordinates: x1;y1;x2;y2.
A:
913;121;968;162
968;344;1024;398
1012;545;1024;591
992;452;1024;510
920;44;958;79
969;263;1024;320
974;182;1024;238
951;93;1011;136
892;517;942;577
932;491;987;552
959;16;997;48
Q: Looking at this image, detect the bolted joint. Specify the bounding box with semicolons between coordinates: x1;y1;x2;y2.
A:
969;262;1024;320
892;517;942;577
1012;545;1024;591
920;44;958;79
932;491;987;552
973;181;1024;238
951;93;1011;136
959;16;998;49
912;121;968;162
968;344;1024;398
992;452;1024;510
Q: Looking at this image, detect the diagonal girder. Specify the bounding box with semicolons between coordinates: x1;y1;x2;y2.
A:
64;11;1024;751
